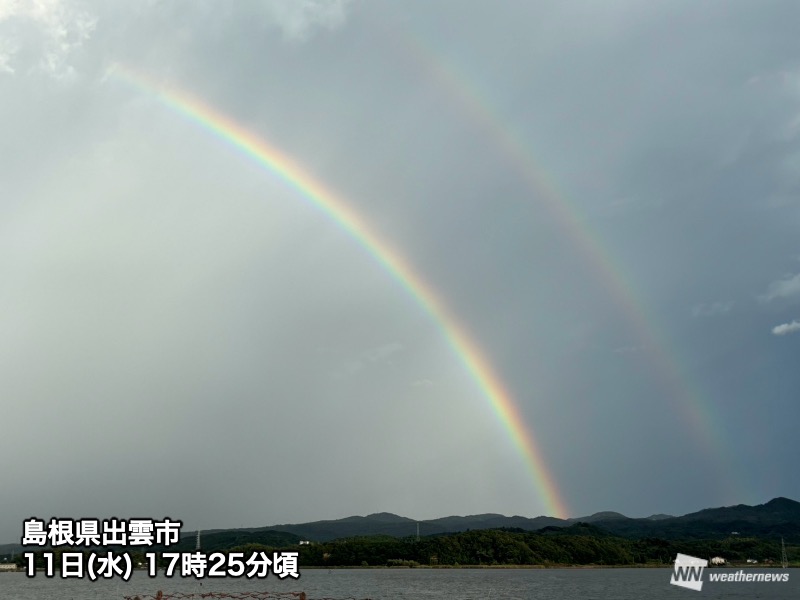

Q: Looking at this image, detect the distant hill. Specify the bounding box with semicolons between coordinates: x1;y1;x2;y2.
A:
255;513;568;541
589;497;800;541
160;513;568;543
194;497;799;543
262;513;419;541
424;514;565;534
567;511;629;523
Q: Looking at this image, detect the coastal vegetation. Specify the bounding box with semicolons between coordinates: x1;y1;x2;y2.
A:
6;498;798;569
12;524;797;569
282;525;798;567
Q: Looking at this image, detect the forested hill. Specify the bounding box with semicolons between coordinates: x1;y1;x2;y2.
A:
590;497;800;540
204;497;800;543
244;513;566;542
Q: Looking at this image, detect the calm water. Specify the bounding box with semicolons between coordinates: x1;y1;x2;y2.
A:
0;568;796;599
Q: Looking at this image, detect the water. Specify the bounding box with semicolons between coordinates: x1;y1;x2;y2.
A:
1;568;796;599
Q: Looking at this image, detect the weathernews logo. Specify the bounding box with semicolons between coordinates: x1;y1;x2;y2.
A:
670;553;708;591
669;552;790;591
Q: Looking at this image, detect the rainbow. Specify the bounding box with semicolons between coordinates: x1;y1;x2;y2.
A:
110;64;570;519
397;34;739;500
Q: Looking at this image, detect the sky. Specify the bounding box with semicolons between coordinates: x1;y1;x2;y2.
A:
2;0;800;545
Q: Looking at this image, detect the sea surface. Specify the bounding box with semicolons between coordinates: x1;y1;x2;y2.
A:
0;567;796;599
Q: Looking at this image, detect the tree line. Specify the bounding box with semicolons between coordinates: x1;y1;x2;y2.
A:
12;523;797;568
286;526;793;567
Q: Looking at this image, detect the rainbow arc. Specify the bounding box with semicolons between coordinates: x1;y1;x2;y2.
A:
111;64;570;519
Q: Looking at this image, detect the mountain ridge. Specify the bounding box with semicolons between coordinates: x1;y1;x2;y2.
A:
187;496;800;543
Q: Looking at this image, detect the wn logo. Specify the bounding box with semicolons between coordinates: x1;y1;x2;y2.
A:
670;553;708;591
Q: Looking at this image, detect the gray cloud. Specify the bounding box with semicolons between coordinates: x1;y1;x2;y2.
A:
0;0;96;75
691;301;734;318
772;320;800;335
331;341;405;378
263;0;353;40
760;273;800;303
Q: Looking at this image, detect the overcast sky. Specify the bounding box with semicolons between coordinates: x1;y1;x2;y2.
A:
2;0;800;544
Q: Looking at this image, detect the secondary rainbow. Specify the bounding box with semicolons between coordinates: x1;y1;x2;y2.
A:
398;33;739;500
110;64;570;519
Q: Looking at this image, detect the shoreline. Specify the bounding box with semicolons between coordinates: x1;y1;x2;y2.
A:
3;564;794;574
301;563;794;570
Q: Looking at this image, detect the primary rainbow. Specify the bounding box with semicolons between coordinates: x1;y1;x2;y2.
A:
110;64;570;519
